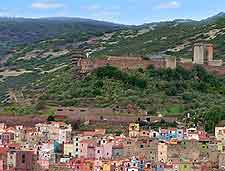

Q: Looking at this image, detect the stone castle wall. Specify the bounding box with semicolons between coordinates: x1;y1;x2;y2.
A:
77;56;176;73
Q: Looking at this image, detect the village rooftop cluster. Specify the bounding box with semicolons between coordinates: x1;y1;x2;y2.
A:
0;121;224;170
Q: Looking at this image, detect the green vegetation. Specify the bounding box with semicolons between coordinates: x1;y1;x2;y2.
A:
0;17;124;56
3;106;37;115
1;13;225;133
33;64;225;132
91;14;225;59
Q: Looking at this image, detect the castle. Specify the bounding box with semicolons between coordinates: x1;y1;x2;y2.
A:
72;43;225;77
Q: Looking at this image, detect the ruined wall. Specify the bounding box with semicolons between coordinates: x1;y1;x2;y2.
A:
77;56;168;73
0;116;46;126
208;60;223;67
165;57;176;69
179;62;225;76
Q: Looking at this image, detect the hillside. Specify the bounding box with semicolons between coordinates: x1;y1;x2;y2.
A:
1;12;225;128
0;17;124;57
89;12;225;60
25;64;225;132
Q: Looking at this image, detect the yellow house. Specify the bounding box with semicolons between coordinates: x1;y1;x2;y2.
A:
169;138;178;145
129;123;140;137
102;163;111;171
158;142;168;163
218;143;223;152
63;144;74;156
179;163;191;171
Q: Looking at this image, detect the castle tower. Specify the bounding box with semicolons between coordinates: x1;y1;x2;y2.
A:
206;44;214;61
193;43;205;65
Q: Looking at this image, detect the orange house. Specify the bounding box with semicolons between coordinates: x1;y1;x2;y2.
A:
82;159;94;171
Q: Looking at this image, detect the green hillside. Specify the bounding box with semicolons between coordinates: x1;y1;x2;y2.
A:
89;13;225;60
0;17;124;57
1;13;225;131
29;64;225;132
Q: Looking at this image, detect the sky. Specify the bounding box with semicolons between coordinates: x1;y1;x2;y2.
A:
1;0;225;25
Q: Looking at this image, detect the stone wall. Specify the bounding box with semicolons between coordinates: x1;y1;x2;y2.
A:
77;56;169;73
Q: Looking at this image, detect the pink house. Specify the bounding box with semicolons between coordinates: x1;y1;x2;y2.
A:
0;160;3;171
87;143;96;159
198;130;208;141
102;143;113;159
139;130;151;137
37;160;50;170
95;141;113;160
80;140;90;158
95;146;103;160
69;158;86;171
94;160;103;171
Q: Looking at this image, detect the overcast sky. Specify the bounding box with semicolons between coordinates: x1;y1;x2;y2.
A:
1;0;225;25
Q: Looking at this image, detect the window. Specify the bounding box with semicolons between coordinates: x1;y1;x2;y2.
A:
76;138;79;141
76;148;78;152
140;144;144;148
22;154;25;164
76;143;79;146
97;150;100;153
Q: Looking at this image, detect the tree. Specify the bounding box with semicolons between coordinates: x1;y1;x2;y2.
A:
47;115;55;122
204;106;225;133
35;100;45;111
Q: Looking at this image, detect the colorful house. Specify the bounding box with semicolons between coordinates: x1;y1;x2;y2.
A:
63;143;74;157
129;123;140;138
178;163;191;171
102;161;111;171
176;129;184;141
73;135;81;158
124;157;140;171
159;128;177;142
158;142;167;163
112;144;124;159
215;125;225;142
83;159;94;171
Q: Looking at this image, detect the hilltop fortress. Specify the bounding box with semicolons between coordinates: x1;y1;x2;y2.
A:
72;43;225;76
